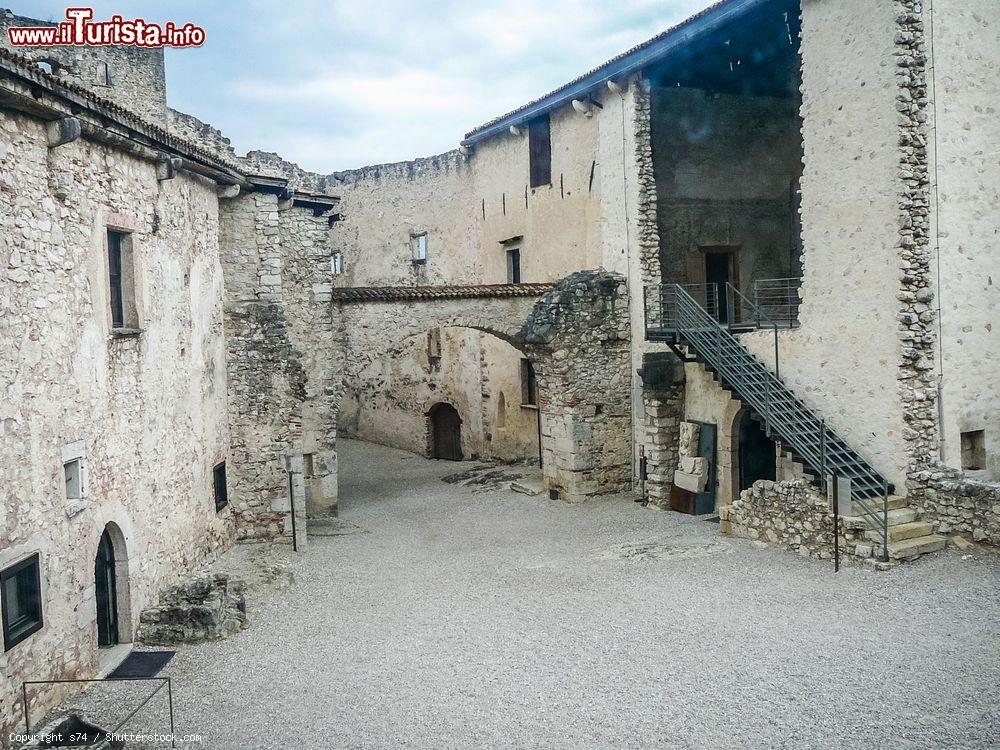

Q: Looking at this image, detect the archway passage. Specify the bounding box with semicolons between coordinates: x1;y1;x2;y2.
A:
95;528;119;648
429;403;463;461
738;411;776;491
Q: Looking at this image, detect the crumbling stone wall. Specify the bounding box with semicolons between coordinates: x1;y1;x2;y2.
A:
521;270;632;499
910;469;1000;546
218;190;339;540
721;480;881;563
0;9;168;121
137;573;247;645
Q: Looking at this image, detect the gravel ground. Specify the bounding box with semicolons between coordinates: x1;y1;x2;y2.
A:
49;439;1000;749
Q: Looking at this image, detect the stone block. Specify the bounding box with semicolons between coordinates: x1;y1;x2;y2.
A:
673;469;707;493
679;456;708;476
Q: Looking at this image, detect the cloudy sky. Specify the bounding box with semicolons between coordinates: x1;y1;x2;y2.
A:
15;0;713;172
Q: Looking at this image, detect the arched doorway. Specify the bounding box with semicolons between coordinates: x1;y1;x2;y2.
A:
94;523;131;649
738;410;776;491
95;528;119;647
429;403;463;461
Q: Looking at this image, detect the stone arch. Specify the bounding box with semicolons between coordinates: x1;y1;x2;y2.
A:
332;269;632;502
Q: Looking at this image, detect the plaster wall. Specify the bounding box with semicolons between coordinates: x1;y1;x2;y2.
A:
753;0;909;490
930;0;1000;479
0;110;231;737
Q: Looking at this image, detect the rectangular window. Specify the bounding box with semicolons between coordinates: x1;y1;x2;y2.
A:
427;328;442;362
521;359;537;406
506;249;521;284
332;251;343;275
411;233;427;264
2;554;43;651
107;229;137;329
64;458;83;500
961;430;986;471
213;462;228;512
528;115;551;188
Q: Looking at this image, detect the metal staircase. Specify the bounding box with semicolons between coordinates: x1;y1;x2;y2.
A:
645;283;892;561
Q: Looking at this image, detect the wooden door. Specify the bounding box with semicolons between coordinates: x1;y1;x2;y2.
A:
430;404;463;461
95;528;119;648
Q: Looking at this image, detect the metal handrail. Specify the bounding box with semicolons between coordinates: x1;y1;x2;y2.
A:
753;277;801;327
669;283;889;560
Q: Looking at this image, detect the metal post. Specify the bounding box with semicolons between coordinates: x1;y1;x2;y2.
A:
882;479;890;562
167;677;176;749
22;682;30;734
819;419;827;495
774;323;780;380
833;473;841;573
764;373;771;437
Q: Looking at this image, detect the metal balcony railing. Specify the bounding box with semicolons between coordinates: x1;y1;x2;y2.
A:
644;282;890;560
753;277;801;328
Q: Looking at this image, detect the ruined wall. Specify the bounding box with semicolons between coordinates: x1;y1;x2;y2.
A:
521;271;632;499
218;191;338;539
930;0;1000;480
0;9;168;121
0;109;231;738
651;87;802;287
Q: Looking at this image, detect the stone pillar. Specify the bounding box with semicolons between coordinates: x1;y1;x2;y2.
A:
306;449;338;519
637;353;685;507
521;270;632;502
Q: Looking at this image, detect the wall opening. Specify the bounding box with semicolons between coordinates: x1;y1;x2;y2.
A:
961;430;986;471
737;410;776;492
428;402;463;461
94;523;132;648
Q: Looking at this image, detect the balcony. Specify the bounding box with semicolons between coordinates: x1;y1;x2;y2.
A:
644;278;801;341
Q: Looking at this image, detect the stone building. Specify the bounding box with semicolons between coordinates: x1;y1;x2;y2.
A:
1;0;999;741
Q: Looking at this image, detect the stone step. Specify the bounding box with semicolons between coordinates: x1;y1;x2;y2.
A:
887;534;947;561
842;507;916;530
866;520;934;544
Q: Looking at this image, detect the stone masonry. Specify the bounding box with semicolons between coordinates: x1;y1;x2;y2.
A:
137;573;248;646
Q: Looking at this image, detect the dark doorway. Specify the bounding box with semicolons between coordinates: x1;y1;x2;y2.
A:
429;403;463;461
704;250;736;323
738;411;776;491
95;528;119;648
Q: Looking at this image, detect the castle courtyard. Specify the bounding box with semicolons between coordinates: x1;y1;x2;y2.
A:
56;439;999;749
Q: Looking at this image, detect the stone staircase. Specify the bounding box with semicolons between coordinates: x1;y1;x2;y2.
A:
841;495;946;562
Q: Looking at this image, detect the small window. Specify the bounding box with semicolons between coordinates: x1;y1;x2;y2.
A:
2;554;44;651
411;233;427;264
98;61;112;86
332;251;343;275
35;60;54;75
213;462;228;512
521;359;537;406
506;248;521;284
107;229;138;330
961;430;986;471
64;458;83;500
528;115;551;188
427;328;442;362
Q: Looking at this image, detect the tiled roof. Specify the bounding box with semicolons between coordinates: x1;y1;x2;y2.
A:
0;46;244;175
463;0;735;141
331;283;555;303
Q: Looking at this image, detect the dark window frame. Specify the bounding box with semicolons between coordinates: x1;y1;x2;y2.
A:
521;359;537;406
528;115;552;188
107;229;125;328
2;553;43;652
507;248;521;284
213;461;228;512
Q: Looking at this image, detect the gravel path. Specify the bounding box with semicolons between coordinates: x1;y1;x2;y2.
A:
70;439;1000;748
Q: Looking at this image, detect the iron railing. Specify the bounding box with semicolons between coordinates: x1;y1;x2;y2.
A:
648;283;889;560
753;277;801;328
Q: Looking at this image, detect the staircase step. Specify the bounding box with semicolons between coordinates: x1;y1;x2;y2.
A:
866;521;934;544
887;534;947;560
841;506;916;530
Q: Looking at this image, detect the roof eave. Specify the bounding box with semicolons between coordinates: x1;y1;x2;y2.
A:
462;0;768;147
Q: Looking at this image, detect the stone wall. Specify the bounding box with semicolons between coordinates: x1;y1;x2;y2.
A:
0;9;168;121
137;573;247;646
911;469;1000;546
0;108;232;739
521;271;632;499
218;190;338;540
721;480;882;563
928;0;1000;480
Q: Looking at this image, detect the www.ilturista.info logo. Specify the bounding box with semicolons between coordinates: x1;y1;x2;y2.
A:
7;8;205;48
